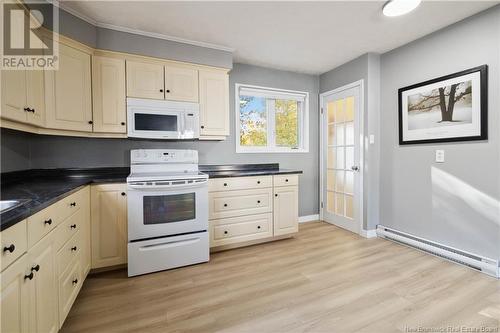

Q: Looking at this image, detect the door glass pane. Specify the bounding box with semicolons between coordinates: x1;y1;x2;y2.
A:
345;96;354;121
143;193;196;224
327;170;336;191
335;193;344;215
134;114;178;131
239;95;267;146
345;122;354;146
327;101;336;123
345;147;354;171
327;191;335;213
328;124;335;145
345;195;353;219
335;171;344;192
335;100;345;123
336;147;344;170
335;124;344;146
328;148;336;168
345;171;354;194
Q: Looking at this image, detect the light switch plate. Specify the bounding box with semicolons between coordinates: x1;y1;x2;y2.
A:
435;150;445;163
369;135;375;144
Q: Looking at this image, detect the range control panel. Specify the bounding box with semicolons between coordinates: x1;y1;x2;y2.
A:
130;149;198;164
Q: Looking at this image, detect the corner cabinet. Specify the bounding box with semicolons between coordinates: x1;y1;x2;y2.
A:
44;42;93;132
92;55;127;133
199;70;230;139
90;184;128;269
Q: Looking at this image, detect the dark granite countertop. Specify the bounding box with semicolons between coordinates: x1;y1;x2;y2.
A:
1;168;129;231
1;164;302;231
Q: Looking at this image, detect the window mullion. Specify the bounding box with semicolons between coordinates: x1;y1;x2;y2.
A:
267;99;276;149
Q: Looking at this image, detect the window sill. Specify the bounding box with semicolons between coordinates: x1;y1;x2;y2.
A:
236;148;309;154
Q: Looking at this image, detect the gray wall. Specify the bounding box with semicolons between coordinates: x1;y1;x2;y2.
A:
0;129;32;172
319;53;381;230
379;7;500;259
7;64;319;217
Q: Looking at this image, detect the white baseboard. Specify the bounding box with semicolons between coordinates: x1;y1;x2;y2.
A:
299;214;320;223
360;229;377;238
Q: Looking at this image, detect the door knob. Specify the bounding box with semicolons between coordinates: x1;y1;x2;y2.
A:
351;166;360;171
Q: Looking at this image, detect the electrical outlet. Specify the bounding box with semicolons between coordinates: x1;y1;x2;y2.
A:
435;150;445;163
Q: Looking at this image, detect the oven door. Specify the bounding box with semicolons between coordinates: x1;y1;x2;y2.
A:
127;181;208;241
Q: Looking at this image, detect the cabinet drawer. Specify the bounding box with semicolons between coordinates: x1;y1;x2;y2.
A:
273;174;299;187
58;257;82;326
58;189;86;223
57;230;82;275
210;213;272;247
209;188;272;220
208;176;272;192
1;220;27;271
54;210;82;251
27;204;59;248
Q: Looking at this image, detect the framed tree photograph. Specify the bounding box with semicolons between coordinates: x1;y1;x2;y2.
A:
398;65;488;145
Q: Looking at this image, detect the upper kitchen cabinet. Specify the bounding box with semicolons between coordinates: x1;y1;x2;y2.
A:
44;41;93;132
92;54;127;133
199;69;230;138
1;69;45;127
126;61;164;100
126;60;199;103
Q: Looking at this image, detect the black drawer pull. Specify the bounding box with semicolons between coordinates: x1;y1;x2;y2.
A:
159;89;164;93
72;279;78;285
31;264;40;272
166;89;170;93
257;181;261;184
3;244;15;253
44;218;52;225
121;122;126;126
224;231;228;235
275;194;278;197
121;192;126;196
224;203;228;207
70;224;77;229
71;246;77;251
201;125;205;129
25;272;34;280
223;183;227;187
257;200;261;204
257;226;261;229
88;121;93;124
70;202;76;207
285;179;289;182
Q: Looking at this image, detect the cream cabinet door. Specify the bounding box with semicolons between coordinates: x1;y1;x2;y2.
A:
1;70;28;123
199;70;229;137
273;186;299;236
25;70;45;127
165;65;198;102
91;184;127;269
126;61;164;100
45;43;92;132
0;255;30;333
27;234;58;333
93;56;126;133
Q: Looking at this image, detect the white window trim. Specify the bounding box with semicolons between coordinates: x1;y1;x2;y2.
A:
235;83;309;154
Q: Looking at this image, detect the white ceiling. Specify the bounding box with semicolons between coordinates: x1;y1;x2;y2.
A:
60;1;498;75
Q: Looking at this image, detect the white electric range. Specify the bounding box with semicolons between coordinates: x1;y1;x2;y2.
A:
127;149;209;277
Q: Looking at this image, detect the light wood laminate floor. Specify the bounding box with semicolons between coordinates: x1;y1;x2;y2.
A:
61;222;500;333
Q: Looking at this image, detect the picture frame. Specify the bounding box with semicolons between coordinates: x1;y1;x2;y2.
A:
398;65;488;145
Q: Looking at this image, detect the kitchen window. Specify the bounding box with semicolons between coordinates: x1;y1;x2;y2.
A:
235;84;309;153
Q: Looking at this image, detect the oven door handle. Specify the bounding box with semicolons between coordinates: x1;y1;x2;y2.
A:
127;180;207;190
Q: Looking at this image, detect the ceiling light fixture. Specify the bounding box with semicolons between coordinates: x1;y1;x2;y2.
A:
383;0;422;17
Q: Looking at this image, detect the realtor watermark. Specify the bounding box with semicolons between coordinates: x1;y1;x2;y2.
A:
405;325;499;333
1;0;59;70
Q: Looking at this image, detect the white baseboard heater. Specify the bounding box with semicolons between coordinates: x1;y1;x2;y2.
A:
376;225;499;278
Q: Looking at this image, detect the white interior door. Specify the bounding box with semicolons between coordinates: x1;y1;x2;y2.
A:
321;84;362;234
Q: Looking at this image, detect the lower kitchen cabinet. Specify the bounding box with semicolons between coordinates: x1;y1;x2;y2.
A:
273;185;299;236
90;184;128;269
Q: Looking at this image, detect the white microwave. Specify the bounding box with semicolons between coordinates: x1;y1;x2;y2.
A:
127;98;200;139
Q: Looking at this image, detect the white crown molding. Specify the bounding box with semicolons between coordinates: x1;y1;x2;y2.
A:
54;0;235;53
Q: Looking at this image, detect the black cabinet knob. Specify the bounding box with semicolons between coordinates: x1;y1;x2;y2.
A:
88;121;93;124
31;264;40;272
285;179;289;182
71;246;77;251
201;125;205;129
70;224;77;229
70;202;76;207
224;231;228;235
31;108;35;113
223;183;227;186
257;181;261;184
72;279;78;285
24;272;34;280
224;203;228;207
257;200;261;204
160;89;164;93
166;89;170;93
44;219;52;225
257;226;261;229
275;194;278;197
121;192;126;196
24;107;30;112
3;244;15;253
121;122;126;125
